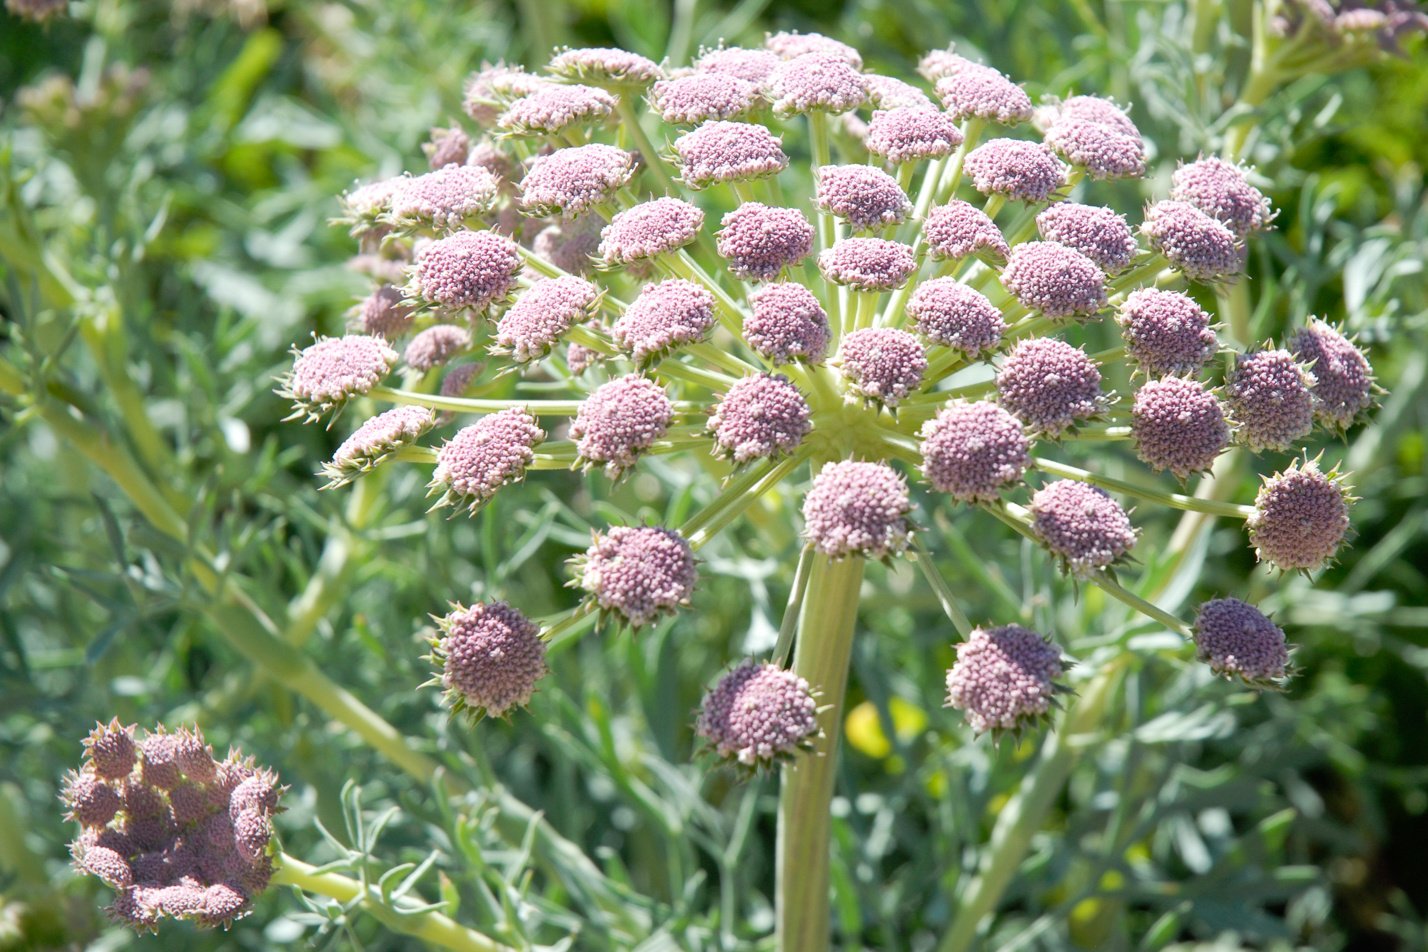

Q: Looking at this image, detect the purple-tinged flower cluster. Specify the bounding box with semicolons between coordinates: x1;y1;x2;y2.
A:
697;662;820;767
1141;200;1245;282
1035;203;1138;272
836;328;928;407
574;526;698;628
996;337;1103;435
708;373;812;463
355;285;415;339
1290;319;1375;431
819;237;918;290
744;283;830;363
651;72;761;124
923;200;1010;264
432;601;549;717
920;400;1030;502
964;138;1068;202
407;229;523;312
570;374;673;477
767;52;867;116
387;164;499;232
431;408;545;513
1171;157;1275;237
547;47;663;87
1227;348;1317;452
802;460;912;560
494;275;601;363
1247;458;1352;572
815;164;913;229
520;144;637;218
1000;240;1108;319
1029;479;1137;576
282;335;396;420
1131;377;1230;479
694;46;780;84
906;278;1005;356
945;626;1064;734
1042;96;1146;180
65;721;282;932
599;198;705;265
865;107;963;165
935;62;1032;124
404;324;472;372
674;121;789;188
1117;288;1219;377
324;405;436;487
716;203;814;281
612;279;716;364
498;82;616;136
1193;598;1291;687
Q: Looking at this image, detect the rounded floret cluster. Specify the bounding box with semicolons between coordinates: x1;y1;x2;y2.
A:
696;662;820;767
387;164;499;232
612;279;717;364
964;139;1067;202
996;337;1102;434
767;52;867;116
945;626;1064;734
575;526;698;628
1043;111;1146;180
520;144;637;218
283;335;396;419
1117;288;1218;377
404;324;472;372
547;47;663;86
1193;598;1291;687
815;164;913;229
923;200;1010;263
433;601;549;717
819;237;917;290
499;82;616;135
716;203;814;281
65;721;282;932
708;374;812;463
1226;348;1317;452
356;284;415;339
325;405;436;487
1290;319;1374;431
695;46;780;83
599;198;705;265
531;215;603;275
802;460;912;559
1141;200;1245;282
919;400;1029;502
1170;157;1275;237
744;283;830;363
935;62;1032;124
1029;479;1137;576
431;408;545;512
1247;458;1352;572
766;30;863;66
1035;203;1138;272
864;74;935;110
407;229;523;312
495;275;601;362
836;328;928;407
674;121;789;189
1131;377;1229;479
865;107;963;165
651;72;761;124
1000;240;1108;319
906;278;1005;355
570;374;673;477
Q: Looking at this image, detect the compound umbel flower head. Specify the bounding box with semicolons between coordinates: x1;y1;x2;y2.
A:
283;29;1370;762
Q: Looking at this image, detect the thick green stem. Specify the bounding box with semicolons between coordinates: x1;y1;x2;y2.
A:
1031;457;1255;519
273;855;516;952
777;553;866;952
615;98;678;196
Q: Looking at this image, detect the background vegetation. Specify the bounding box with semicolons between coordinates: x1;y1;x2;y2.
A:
1;0;1424;949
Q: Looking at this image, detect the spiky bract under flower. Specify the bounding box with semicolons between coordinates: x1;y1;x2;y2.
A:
1247;458;1352;572
433;601;549;717
574;526;698;628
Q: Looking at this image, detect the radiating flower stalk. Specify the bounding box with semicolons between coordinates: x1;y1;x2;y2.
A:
264;28;1386;949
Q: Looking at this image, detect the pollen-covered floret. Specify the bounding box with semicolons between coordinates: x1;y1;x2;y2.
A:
1226;348;1317;452
1035;203;1138;273
767;51;867;116
1131;377;1229;479
716;202;814;281
355;285;415;339
674;121;790;189
387;164;499;232
815;164;913;229
613;279;716;364
818;237;918;291
696;662;820;766
599;197;705;265
945;625;1064;734
575;526;698;627
920;400;1030;502
1193;598;1291;686
498;82;616;135
935;62;1033;124
906;278;1005;356
694;46;780;84
802;460;912;559
744;283;831;363
1029;479;1137;576
1116;288;1218;377
570;374;674;477
1141;200;1245;282
836;328;928;407
1247;458;1352;572
1290;319;1374;431
708;374;812;464
325;405;436;486
434;601;549;717
1000;240;1108;319
520;144;637;218
1170;156;1275;237
650;72;761;124
1043;119;1146;179
432;408;545;512
964;138;1068;203
765;30;864;67
407;229;523;312
495;275;601;362
996;337;1102;435
283;335;397;419
922;200;1010;264
403;324;472;372
865;107;963;165
547;47;663;87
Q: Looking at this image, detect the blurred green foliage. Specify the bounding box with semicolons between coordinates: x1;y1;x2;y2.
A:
1;1;1425;949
